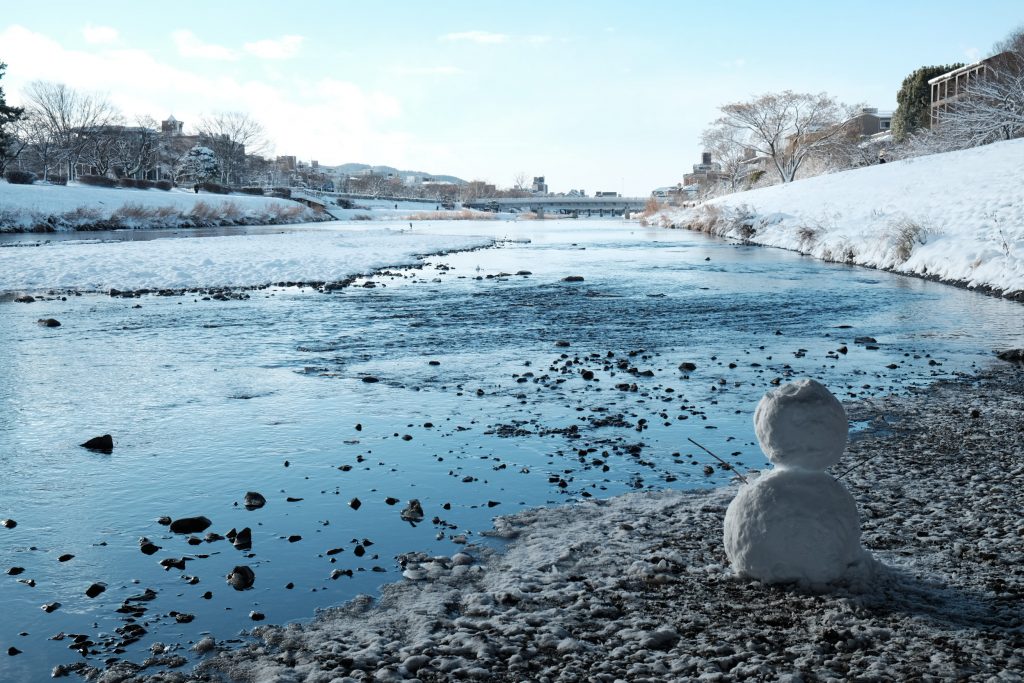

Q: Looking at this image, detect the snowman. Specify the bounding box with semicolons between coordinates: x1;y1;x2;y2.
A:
723;378;873;585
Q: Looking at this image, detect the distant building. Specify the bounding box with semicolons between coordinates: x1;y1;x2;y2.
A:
594;191;619;197
161;116;184;135
928;51;1020;127
852;107;893;136
276;156;297;171
531;176;548;194
683;151;724;190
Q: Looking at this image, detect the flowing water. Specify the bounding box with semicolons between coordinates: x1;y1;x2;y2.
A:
1;219;1022;679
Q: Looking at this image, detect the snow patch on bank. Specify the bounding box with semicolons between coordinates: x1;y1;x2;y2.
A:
0;182;323;231
657;138;1024;298
0;228;493;293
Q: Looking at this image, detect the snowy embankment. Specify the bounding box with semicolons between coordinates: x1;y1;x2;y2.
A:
0;182;325;232
100;365;1022;682
655;138;1024;299
0;228;494;294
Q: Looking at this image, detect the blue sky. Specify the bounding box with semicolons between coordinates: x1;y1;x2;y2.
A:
1;1;1019;194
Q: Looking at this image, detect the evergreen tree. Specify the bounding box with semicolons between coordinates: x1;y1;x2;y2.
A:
0;61;26;170
892;64;963;141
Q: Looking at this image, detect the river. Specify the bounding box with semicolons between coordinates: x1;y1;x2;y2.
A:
1;218;1021;679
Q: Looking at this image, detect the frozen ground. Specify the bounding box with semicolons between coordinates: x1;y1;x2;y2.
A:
0;182;323;231
0;227;493;293
77;363;1024;682
655;138;1024;299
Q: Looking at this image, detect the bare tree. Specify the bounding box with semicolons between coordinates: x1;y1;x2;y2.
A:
699;124;756;193
715;91;858;183
21;81;121;180
109;116;161;179
196;112;268;185
940;69;1024;145
512;171;528;191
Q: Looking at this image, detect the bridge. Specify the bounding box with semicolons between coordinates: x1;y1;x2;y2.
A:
463;196;648;217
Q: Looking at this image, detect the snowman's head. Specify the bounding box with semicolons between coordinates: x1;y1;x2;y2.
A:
754;378;848;470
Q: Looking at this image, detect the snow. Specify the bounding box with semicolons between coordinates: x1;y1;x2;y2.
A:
0;227;493;293
656;138;1024;298
723;468;871;585
754;378;848;470
0;181;322;230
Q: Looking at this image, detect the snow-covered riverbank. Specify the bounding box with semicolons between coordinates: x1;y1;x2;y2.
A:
87;361;1023;682
0;182;325;232
653;138;1024;300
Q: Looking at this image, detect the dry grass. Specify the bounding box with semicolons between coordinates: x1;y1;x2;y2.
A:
641;196;662;217
407;209;497;221
887;217;930;263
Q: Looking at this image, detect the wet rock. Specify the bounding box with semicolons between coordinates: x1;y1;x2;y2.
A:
354;545;366;557
14;295;35;303
361;376;380;383
232;527;252;550
227;565;255;590
139;538;161;555
349;497;362;510
243;492;266;510
7;567;24;575
562;275;584;282
400;499;424;523
997;348;1024;363
159;557;189;571
679;362;697;372
287;535;302;543
37;318;61;327
555;340;571;348
854;336;877;344
156;516;172;526
169;516;212;534
192;637;216;654
249;611;265;621
171;611;194;623
1;519;16;529
452;552;473;566
41;602;61;613
428;360;441;366
384;497;399;505
85;583;106;598
7;647;21;656
57;554;74;562
80;434;113;453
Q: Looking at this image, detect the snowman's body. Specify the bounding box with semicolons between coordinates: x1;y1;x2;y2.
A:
723;379;873;585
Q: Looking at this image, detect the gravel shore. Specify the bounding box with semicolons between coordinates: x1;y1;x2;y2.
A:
100;362;1023;682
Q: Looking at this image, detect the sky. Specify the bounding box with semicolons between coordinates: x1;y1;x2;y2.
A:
1;1;1020;195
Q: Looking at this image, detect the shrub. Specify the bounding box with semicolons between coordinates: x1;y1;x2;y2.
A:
154;180;172;191
118;177;138;189
197;181;228;194
48;175;68;186
78;174;117;188
5;170;36;184
887;217;931;263
796;226;820;250
642;196;661;217
239;186;265;196
112;202;155;221
336;198;354;209
136;179;156;190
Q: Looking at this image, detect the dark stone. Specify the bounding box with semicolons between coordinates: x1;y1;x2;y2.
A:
384;497;399;505
1;519;15;529
232;527;252;550
428;360;441;366
169;516;212;534
58;554;74;562
7;567;24;575
172;612;194;623
81;434;113;453
243;492;266;510
85;583;106;598
159;557;188;571
361;376;380;383
581;370;594;380
14;295;34;303
41;602;61;613
555;340;571;348
997;348;1024;363
349;497;362;510
562;276;584;282
854;336;877;344
353;545;365;557
139;538;160;555
249;611;265;621
7;647;21;656
37;318;61;327
156;516;172;526
400;499;424;523
679;362;697;372
287;535;302;543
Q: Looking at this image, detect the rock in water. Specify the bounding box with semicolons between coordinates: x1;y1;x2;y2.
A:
753;378;847;470
232;527;252;550
400;499;424;523
37;318;61;327
996;348;1024;363
85;583;106;598
227;565;255;590
723;469;868;584
169;516;212;534
81;434;114;453
1;519;15;529
243;492;266;510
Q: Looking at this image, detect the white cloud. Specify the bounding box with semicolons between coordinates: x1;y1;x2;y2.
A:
963;47;982;62
0;24;416;168
525;35;553;44
82;24;118;45
172;29;238;61
388;65;463;76
243;35;305;60
440;30;508;44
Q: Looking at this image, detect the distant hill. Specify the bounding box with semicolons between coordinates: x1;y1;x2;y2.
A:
321;163;466;185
